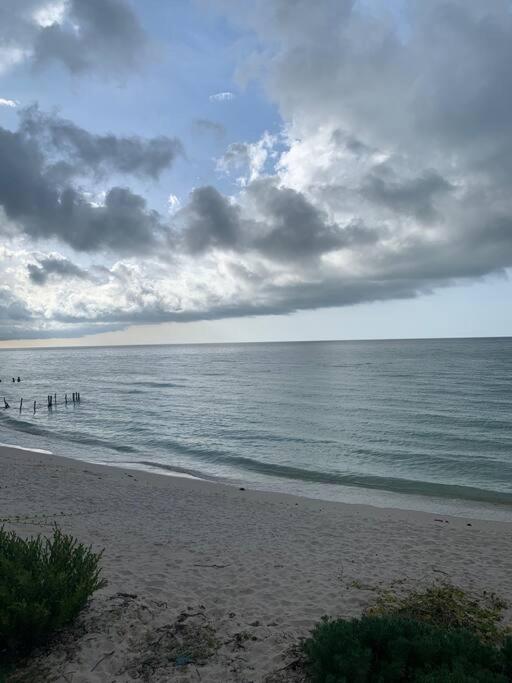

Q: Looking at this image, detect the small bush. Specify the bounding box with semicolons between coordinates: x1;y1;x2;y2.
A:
366;582;509;644
0;526;106;659
302;615;512;682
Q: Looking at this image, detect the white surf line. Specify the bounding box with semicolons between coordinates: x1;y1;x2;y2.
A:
0;442;53;455
120;461;203;481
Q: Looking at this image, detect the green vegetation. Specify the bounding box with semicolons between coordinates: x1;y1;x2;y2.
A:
367;582;510;644
0;526;105;664
300;582;512;681
302;615;512;682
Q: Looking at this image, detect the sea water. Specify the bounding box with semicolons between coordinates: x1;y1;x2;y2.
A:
0;338;511;520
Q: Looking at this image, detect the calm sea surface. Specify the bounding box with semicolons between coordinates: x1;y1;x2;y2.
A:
0;338;511;520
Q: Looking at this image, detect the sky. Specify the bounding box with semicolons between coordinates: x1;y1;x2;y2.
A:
0;0;512;347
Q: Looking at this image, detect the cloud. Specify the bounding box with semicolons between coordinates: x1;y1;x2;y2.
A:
247;179;379;261
209;91;235;102
0;285;38;341
178;178;379;262
27;255;89;285
0;0;149;77
0;98;18;108
180;186;243;253
0;287;32;322
21;107;183;179
0;121;169;253
193;118;226;138
6;0;512;341
360;168;454;223
167;194;181;213
0;107;183;255
217;133;276;184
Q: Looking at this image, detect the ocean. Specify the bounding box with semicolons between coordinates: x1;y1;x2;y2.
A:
0;338;511;520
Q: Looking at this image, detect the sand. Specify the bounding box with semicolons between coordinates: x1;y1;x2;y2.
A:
1;444;511;682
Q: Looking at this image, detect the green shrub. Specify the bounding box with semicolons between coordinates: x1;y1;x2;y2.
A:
302;615;512;682
367;582;509;644
0;526;106;659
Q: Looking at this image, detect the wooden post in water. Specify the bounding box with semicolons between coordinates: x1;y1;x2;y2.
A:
19;398;23;413
54;393;57;406
33;400;36;414
65;393;68;405
4;397;9;409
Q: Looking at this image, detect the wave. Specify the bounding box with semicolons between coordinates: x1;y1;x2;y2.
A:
134;460;207;480
0;412;54;438
130;381;185;389
0;412;137;454
215;455;512;505
0;442;52;454
69;436;138;454
148;436;512;506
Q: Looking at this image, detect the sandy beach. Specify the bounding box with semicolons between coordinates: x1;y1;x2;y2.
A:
1;444;512;682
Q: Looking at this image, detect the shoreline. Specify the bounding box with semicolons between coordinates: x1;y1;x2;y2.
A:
1;441;504;527
2;443;512;680
3;436;512;524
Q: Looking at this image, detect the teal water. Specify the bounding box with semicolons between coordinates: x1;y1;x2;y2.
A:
0;338;511;519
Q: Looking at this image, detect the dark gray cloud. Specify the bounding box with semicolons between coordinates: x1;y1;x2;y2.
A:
179;180;379;261
0;320;124;341
180;186;243;253
21;107;182;179
32;0;149;76
0;0;148;78
28;257;89;285
0;107;182;253
247;180;379;260
0;124;167;253
360;168;454;222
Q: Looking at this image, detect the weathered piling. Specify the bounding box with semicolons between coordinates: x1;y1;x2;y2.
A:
19;398;23;413
33;400;36;414
4;397;9;409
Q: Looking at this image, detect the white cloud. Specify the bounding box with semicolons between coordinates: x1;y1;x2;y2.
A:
33;1;68;28
167;194;181;213
217;132;277;185
209;91;235;102
0;98;18;108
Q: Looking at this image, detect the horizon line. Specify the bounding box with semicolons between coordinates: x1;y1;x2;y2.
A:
0;334;511;352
